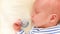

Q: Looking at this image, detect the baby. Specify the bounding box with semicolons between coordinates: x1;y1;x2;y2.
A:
13;0;60;34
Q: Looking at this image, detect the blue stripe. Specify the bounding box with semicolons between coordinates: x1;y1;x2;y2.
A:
17;24;60;34
30;24;60;34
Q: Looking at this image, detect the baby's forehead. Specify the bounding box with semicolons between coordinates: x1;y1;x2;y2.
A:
34;0;60;8
33;0;60;12
33;0;60;17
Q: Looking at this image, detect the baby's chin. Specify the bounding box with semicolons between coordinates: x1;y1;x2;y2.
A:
34;24;47;28
34;26;46;28
32;20;48;28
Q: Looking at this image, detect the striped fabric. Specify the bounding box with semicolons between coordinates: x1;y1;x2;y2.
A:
16;30;25;34
16;24;60;34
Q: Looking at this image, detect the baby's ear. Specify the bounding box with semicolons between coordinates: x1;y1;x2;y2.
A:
49;14;57;22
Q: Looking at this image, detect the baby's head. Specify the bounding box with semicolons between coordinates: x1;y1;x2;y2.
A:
31;0;60;28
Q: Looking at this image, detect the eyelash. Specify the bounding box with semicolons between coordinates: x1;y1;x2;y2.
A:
34;8;40;14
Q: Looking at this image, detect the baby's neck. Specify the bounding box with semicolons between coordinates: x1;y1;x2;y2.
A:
36;22;58;28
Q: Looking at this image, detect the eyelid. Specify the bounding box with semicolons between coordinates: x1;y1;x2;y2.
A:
35;9;40;14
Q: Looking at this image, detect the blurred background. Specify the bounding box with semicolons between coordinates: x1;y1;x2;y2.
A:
0;0;35;34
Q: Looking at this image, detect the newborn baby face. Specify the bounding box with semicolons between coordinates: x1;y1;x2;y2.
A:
31;0;50;27
31;9;50;27
31;0;60;28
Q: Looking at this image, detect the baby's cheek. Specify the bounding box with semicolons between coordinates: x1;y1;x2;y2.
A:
32;15;40;24
33;15;45;23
